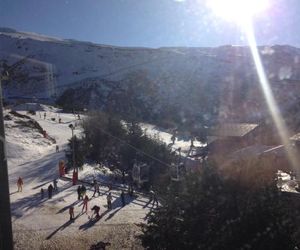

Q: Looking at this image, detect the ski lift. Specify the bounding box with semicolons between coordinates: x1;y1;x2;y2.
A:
171;162;186;181
188;145;198;157
132;162;149;185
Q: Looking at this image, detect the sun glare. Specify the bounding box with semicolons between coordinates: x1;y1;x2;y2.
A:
207;0;269;23
207;0;300;172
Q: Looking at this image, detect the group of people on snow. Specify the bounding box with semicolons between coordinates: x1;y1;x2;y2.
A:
39;179;59;199
17;172;153;226
67;179;130;222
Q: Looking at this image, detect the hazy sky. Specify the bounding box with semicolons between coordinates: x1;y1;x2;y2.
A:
0;0;300;48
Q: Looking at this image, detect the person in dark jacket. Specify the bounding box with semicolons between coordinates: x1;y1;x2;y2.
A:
77;185;81;200
69;206;75;221
53;179;58;191
41;188;44;199
81;185;87;198
107;192;112;209
121;191;126;207
91;205;100;219
48;184;54;199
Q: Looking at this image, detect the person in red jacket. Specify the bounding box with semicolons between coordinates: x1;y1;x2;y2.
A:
17;177;23;192
82;195;89;213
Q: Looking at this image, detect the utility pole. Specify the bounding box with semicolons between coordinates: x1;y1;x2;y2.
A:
69;124;75;169
69;124;78;185
0;71;14;250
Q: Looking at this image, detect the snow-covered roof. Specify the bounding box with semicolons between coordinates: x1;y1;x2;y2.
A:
230;144;275;160
210;123;259;137
262;145;285;155
290;133;300;141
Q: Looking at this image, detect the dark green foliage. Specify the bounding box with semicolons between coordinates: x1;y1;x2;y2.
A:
55;70;219;133
120;122;175;187
82;112;126;164
107;71;160;121
56;87;89;112
74;112;175;186
66;135;87;169
141;165;299;250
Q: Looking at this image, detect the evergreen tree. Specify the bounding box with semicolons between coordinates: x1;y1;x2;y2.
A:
141;164;299;250
72;112;175;188
67;135;87;170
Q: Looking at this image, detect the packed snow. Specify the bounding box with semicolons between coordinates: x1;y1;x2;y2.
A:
6;105;153;249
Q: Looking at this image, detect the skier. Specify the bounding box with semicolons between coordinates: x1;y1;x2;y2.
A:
120;191;126;207
44;112;46;119
53;179;58;191
108;183;112;191
42;130;47;138
56;145;59;152
91;205;100;219
58;160;65;177
82;195;89;213
17;177;23;192
107;192;112;210
72;169;78;185
128;184;134;197
48;184;54;199
149;189;159;206
69;206;75;221
92;180;100;197
77;185;81;200
81;185;87;198
171;134;176;144
58;118;62;123
122;171;125;184
41;188;44;199
152;190;159;206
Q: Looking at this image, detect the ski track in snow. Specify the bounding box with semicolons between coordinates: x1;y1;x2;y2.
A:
6;108;151;249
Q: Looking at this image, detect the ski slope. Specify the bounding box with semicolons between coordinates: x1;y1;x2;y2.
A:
6;107;152;250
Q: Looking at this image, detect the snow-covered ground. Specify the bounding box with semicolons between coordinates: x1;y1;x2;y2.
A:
140;123;206;155
277;170;299;193
6;106;152;249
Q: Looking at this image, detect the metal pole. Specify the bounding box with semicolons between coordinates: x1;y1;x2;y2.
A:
72;127;75;170
0;77;14;250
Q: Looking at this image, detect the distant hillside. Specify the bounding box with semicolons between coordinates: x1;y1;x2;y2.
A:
1;28;300;129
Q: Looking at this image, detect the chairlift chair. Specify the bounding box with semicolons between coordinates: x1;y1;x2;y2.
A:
139;164;149;182
188;145;198;157
132;163;140;182
132;162;149;185
170;163;180;181
171;162;186;181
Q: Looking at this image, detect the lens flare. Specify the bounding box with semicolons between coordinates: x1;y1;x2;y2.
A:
207;0;269;23
207;0;299;172
243;21;299;172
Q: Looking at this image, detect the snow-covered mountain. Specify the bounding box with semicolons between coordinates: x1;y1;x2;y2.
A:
1;27;300;124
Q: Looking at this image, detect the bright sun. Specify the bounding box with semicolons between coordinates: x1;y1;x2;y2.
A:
207;0;269;24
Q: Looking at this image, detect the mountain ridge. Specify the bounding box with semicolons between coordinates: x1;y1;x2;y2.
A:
1;27;300;129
